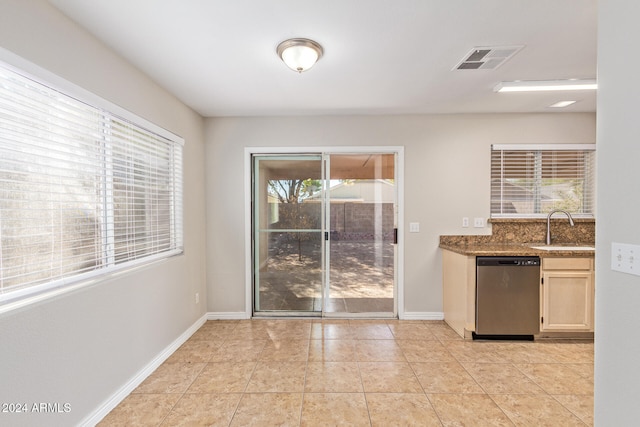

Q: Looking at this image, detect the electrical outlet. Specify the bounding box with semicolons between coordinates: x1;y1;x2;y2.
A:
473;217;484;228
462;217;469;228
611;242;640;276
195;292;200;304
409;222;420;233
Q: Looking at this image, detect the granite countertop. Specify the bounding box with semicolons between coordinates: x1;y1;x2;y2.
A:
439;242;595;257
439;219;596;257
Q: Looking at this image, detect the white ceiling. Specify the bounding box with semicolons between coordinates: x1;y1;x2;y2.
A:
48;0;597;117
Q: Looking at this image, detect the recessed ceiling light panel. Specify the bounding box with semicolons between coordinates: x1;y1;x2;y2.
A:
549;101;577;108
494;79;597;92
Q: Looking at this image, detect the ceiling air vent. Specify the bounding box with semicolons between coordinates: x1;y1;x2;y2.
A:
454;45;524;70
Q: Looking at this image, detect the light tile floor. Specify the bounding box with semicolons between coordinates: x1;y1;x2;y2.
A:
99;320;594;426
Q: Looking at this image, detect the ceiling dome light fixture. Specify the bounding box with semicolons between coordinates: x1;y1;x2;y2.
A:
277;38;323;73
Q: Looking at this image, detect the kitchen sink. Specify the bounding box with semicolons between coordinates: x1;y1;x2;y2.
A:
530;245;595;251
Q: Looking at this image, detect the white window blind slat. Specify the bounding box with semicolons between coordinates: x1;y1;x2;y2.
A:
0;62;183;305
490;145;595;218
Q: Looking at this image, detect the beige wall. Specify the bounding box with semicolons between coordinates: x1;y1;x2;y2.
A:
595;1;640;424
0;1;206;425
204;114;595;315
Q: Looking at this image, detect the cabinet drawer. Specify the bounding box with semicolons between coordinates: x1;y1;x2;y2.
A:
542;257;593;271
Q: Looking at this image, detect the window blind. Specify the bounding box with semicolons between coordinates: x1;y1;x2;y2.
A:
0;63;183;304
491;145;595;217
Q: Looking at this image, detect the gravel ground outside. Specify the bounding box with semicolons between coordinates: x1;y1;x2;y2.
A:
257;239;394;312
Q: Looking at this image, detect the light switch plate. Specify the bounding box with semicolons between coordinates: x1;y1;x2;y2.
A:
611;242;640;276
409;222;420;233
473;217;484;228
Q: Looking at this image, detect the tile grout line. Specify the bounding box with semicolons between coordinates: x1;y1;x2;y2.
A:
226;320;262;427
509;360;593;424
299;339;310;427
156;354;209;426
224;323;244;427
404;342;446;427
355;323;375;427
548;393;591;426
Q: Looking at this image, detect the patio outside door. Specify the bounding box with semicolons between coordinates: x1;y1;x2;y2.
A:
253;155;324;313
252;152;397;316
324;154;396;316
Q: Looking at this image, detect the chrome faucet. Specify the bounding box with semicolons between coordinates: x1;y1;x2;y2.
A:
546;209;575;245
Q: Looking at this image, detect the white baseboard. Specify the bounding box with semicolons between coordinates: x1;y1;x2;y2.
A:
401;311;445;321
80;314;207;427
207;311;251;320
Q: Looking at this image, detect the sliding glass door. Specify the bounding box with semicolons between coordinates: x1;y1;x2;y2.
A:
253;155;324;313
325;154;396;315
252;152;397;316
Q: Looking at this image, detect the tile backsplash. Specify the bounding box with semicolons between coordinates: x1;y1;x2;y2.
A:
440;218;595;246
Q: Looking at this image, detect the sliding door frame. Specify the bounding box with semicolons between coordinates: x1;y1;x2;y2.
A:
244;146;405;318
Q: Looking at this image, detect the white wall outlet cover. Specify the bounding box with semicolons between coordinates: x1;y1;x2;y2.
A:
409;222;420;233
473;217;484;228
462;217;469;227
611;242;640;276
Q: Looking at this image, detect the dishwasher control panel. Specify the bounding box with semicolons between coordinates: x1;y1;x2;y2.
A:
476;257;540;267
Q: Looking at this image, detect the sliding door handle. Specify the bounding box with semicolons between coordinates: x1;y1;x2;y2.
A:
393;228;398;244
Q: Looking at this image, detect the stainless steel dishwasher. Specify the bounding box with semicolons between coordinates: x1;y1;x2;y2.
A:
475;256;540;339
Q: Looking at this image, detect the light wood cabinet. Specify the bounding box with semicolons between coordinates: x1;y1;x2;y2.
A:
442;249;476;338
442;250;595;338
540;257;594;332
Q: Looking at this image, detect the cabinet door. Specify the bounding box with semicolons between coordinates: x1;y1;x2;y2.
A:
541;271;594;331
